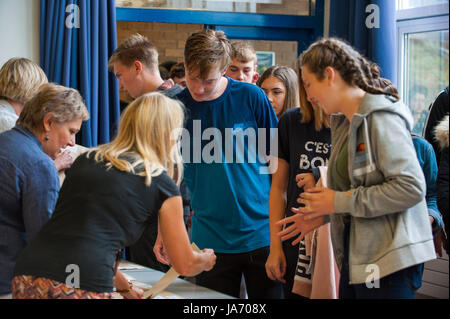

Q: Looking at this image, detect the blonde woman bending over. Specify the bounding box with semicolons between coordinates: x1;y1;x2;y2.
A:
12;92;216;299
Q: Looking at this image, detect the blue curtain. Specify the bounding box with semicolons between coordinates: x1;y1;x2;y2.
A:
40;0;120;147
329;0;397;85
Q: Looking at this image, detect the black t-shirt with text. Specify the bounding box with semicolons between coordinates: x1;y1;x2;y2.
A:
277;108;331;218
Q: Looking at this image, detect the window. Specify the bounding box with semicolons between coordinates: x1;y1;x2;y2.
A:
397;0;448;10
116;0;311;16
396;1;449;135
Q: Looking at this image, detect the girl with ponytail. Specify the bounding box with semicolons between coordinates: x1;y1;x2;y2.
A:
277;38;436;299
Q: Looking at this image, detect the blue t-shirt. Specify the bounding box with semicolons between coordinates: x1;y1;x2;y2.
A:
177;77;278;253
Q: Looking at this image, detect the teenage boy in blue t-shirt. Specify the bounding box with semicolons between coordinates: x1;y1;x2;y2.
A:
167;29;282;298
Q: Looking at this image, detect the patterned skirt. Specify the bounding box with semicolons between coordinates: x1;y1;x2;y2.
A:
12;275;114;299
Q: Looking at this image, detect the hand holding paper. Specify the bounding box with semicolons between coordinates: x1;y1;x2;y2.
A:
143;243;202;299
276;166;330;244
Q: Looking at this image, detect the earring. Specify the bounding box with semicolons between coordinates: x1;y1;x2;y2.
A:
45;135;49;141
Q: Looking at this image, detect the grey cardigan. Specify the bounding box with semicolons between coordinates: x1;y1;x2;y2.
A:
328;93;436;284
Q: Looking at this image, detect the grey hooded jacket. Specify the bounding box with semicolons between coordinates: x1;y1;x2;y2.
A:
328;93;436;285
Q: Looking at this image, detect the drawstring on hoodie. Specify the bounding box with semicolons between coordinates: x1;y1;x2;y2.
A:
362;118;375;169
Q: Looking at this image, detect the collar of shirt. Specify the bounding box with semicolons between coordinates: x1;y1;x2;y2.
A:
13;124;43;151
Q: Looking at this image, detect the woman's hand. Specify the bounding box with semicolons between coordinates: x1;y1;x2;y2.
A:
200;248;216;271
433;229;447;258
296;187;336;220
120;286;144;299
54;149;73;171
276;212;325;245
114;270;143;299
295;173;316;191
265;248;286;283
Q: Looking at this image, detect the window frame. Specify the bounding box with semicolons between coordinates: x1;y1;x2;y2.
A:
395;3;449;100
115;0;324;56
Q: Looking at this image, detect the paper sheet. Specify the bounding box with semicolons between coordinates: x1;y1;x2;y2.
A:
58;144;89;185
318;166;328;188
118;261;147;270
143;243;200;299
122;273;136;282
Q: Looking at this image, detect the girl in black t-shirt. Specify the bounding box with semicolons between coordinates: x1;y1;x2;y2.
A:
263;65;331;299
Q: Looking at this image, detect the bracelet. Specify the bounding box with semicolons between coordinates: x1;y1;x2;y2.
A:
115;281;133;294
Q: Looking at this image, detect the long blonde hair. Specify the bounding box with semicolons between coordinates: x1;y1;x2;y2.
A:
89;92;185;186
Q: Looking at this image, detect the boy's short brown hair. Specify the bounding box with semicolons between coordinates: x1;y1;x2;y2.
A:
184;30;232;79
108;33;159;73
230;41;257;64
169;62;185;79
